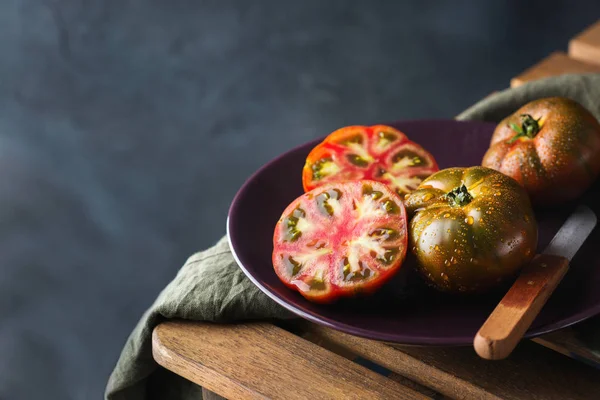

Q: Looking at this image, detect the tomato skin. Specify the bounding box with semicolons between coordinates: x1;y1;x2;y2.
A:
404;167;538;294
302;125;439;197
482;97;600;205
272;180;408;303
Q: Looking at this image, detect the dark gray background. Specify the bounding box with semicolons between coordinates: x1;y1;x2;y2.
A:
1;1;599;398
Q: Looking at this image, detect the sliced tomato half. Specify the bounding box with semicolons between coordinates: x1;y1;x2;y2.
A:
302;125;439;197
272;180;408;303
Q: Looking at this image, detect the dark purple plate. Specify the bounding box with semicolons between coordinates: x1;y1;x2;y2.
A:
227;120;600;345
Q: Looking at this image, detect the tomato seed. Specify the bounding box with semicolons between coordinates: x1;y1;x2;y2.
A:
382;199;400;214
346;154;369;167
286;230;302;242
311;158;333;180
283;256;302;276
377;131;397;142
309;279;326;290
339;134;363;145
293;207;306;218
284;207;307;241
380;248;399;264
345;268;372;282
393;150;421;165
362;184;383;200
369;228;398;241
371;191;384;200
341;257;351;277
317;195;334;216
342;257;372;281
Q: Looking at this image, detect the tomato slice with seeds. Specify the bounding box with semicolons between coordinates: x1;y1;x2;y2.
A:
272;180;408;303
302;125;439;197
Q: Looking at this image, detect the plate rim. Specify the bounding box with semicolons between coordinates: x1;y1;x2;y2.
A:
227;118;600;345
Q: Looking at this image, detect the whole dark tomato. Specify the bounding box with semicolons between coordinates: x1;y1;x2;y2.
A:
302;125;439;197
482;97;600;205
404;167;538;294
272;180;408;303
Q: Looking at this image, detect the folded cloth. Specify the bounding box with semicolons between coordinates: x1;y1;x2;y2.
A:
106;73;600;400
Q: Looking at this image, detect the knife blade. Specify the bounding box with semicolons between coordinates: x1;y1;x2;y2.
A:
543;205;597;261
475;204;597;360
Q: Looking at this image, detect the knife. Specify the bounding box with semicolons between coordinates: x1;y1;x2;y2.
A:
474;204;597;360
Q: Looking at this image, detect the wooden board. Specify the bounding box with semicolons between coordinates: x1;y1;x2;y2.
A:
152;320;429;400
304;323;600;400
510;51;600;88
569;19;600;66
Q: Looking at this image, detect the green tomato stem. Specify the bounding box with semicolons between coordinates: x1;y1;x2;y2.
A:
445;184;473;207
507;114;540;144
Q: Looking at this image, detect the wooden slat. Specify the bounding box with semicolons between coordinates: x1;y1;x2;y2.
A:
298;326;441;398
569;20;600;66
305;324;600;400
510;51;600;88
152;321;428;400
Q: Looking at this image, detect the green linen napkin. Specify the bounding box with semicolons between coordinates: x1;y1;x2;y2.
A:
106;73;600;400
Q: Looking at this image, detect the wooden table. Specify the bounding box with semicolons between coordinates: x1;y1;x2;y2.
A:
152;20;600;400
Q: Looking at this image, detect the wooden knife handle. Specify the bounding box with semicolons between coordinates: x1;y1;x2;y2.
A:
474;254;569;360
